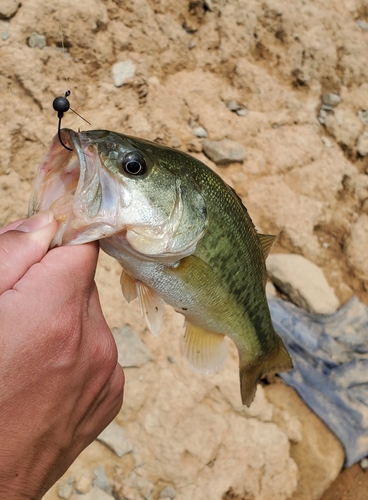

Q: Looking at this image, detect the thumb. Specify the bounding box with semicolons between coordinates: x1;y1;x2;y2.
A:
0;211;58;295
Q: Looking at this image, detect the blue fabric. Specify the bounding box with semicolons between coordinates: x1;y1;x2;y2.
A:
268;295;368;467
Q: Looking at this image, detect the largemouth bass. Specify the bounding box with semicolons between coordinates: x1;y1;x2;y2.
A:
29;129;293;406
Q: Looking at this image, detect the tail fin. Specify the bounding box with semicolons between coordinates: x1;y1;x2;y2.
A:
239;337;293;407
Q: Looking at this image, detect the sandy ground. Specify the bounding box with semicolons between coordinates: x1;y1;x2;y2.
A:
1;0;368;498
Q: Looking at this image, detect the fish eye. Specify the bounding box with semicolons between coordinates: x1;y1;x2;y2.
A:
120;152;147;176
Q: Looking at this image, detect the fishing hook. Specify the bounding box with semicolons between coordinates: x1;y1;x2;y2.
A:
52;90;91;151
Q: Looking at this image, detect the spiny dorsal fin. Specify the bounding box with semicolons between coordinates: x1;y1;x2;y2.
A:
183;321;228;374
258;233;276;260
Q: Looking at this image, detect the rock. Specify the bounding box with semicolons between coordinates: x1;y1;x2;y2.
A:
361;458;368;470
320;463;368;500
58;476;75;499
112;325;152;368
0;0;19;19
159;485;177;498
357;109;368;125
321;93;341;108
112;60;136;87
346;214;368;281
226;100;241;111
97;421;134;457
2;32;9;40
93;466;111;495
192;126;207;138
225;100;247;116
28;32;46;49
357;131;368;156
133;476;154;499
318;108;327;124
70;487;115;500
324;109;362;148
357;19;368;32
264;383;345;500
202;139;247;164
266;253;340;314
75;471;93;494
236;108;247;116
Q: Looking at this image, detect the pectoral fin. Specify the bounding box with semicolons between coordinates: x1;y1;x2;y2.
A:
136;281;165;337
120;269;138;303
239;336;293;406
183;321;228;374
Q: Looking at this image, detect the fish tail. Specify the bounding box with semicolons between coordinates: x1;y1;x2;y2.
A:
239;336;293;407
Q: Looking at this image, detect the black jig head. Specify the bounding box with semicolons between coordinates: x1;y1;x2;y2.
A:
53;90;73;151
52;90;91;152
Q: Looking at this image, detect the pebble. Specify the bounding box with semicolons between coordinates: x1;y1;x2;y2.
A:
70;487;115;500
93;466;112;495
226;100;247;116
112;59;136;87
202;138;247;164
266;253;340;315
0;0;20;19
28;32;46;49
318;108;327;124
360;457;368;469
357;109;368;125
1;32;9;40
134;476;154;499
75;472;93;494
159;485;177;498
357;19;368;32
357;131;368;156
192;126;207;138
321;93;341;107
97;421;134;457
226;100;241;111
58;476;75;499
112;325;152;367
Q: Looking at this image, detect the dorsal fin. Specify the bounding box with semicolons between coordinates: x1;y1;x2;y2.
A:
258;233;276;259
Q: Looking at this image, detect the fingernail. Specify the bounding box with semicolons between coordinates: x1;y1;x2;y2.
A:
17;211;54;233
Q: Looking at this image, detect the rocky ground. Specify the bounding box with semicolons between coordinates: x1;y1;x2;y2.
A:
1;0;368;499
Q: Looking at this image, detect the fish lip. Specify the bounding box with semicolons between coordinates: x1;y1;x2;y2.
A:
50;129;126;246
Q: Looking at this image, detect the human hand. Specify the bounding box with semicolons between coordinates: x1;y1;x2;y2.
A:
0;212;124;499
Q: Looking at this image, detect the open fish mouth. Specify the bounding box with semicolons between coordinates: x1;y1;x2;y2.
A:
29;129;123;247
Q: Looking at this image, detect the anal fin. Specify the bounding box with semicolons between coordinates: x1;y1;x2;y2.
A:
136;281;165;337
239;336;293;407
183;321;228;374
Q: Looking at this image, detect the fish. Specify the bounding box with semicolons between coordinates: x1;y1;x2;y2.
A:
29;128;293;406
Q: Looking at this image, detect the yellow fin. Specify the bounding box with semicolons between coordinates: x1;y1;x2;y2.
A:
136;281;165;337
120;269;138;303
258;233;277;259
239;337;293;407
183;321;228;374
